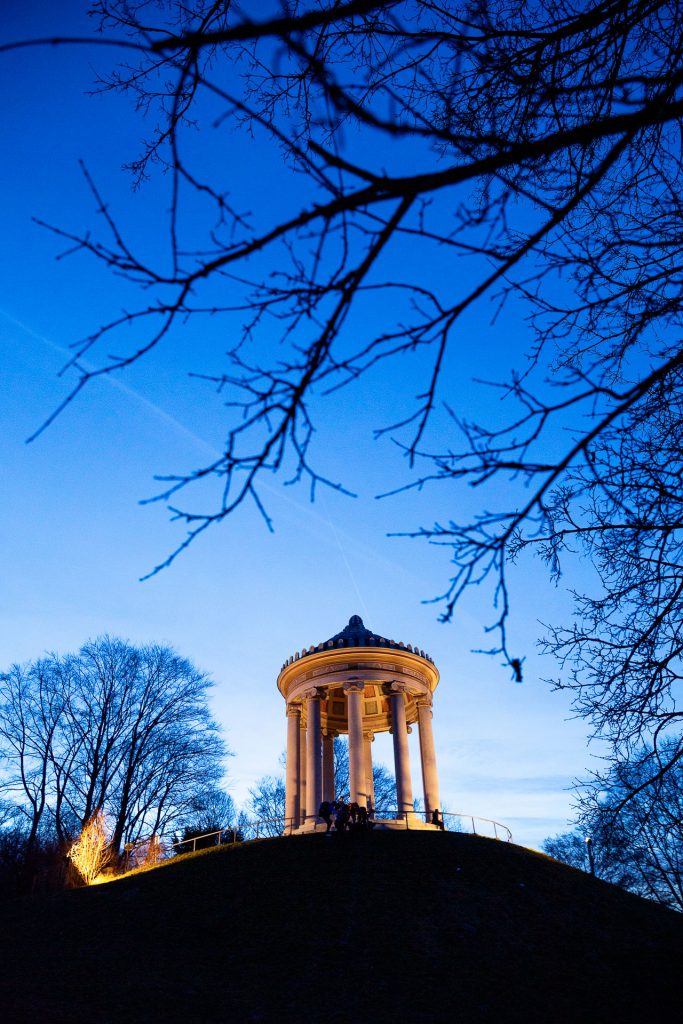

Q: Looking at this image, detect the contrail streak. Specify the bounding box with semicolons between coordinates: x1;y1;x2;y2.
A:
1;308;430;597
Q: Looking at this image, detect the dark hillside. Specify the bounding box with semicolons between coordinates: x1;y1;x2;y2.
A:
0;831;680;1023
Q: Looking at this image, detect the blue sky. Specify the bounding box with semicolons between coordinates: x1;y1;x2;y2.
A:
0;1;602;851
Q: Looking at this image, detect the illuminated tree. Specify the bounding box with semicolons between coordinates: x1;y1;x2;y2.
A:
0;637;228;860
129;833;166;870
68;810;112;885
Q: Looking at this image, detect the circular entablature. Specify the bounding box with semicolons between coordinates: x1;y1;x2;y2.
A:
277;616;439;736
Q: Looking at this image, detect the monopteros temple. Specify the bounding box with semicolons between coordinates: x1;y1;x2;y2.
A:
277;615;441;831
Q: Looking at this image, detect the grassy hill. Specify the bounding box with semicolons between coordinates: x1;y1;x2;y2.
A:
1;831;680;1023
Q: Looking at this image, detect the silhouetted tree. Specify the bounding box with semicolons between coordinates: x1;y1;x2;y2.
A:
544;739;683;910
185;787;237;834
0;659;70;855
0;637;227;866
244;775;286;838
0;803;33;895
8;2;683;798
333;736;396;816
173;788;240;852
173;828;217;854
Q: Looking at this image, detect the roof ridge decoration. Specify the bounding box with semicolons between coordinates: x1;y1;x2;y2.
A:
280;614;433;671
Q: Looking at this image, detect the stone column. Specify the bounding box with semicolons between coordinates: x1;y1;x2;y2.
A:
417;697;440;821
364;731;375;816
388;683;413;816
322;731;336;802
285;705;301;833
305;689;323;819
299;717;307;824
345;680;367;807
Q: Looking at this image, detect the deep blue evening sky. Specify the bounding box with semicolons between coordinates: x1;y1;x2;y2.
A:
0;1;600;850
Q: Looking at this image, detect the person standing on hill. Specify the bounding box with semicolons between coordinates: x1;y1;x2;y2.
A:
318;800;332;832
335;802;349;833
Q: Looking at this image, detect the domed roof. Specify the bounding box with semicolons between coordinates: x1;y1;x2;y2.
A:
279;614;434;672
328;613;387;646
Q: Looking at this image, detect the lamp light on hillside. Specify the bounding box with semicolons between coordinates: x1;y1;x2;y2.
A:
585;835;595;876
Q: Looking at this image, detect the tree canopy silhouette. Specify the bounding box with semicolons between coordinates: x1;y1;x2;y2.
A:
544;740;683;911
0;637;227;858
7;1;683;800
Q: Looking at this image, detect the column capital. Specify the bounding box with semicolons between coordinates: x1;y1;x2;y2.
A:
286;703;302;718
363;730;375;743
383;680;409;697
415;696;433;714
343;678;365;694
323;728;338;738
302;686;325;701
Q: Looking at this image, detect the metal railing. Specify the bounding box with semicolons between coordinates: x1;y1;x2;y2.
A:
154;808;512;857
443;812;512;841
320;809;513;841
169;819;286;853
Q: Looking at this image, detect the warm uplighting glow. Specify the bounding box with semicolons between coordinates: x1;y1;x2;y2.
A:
68;810;112;885
130;833;165;870
89;873;114;886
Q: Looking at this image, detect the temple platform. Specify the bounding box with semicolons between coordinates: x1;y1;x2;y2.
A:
289;816;440;835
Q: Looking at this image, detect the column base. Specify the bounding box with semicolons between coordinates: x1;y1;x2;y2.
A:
290;819;326;834
370;817;439;831
286;815;441;835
